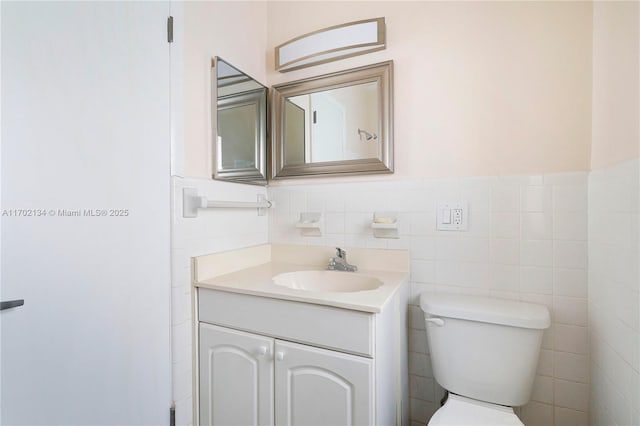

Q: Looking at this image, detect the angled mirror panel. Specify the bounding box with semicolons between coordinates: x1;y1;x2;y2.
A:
271;61;394;179
212;57;268;185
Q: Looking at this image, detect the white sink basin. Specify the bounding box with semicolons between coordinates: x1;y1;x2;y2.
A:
273;270;382;293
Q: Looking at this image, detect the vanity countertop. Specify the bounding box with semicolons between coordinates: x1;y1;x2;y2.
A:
192;244;409;313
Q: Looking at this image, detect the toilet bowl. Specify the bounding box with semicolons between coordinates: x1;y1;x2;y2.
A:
420;292;550;426
428;394;523;426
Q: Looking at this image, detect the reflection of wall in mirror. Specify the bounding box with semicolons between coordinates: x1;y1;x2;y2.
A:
308;83;379;162
284;100;306;165
328;82;379;160
218;104;256;169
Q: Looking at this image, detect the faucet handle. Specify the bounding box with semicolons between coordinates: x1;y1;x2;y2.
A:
335;247;346;259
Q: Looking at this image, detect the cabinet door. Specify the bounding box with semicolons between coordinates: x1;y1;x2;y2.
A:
274;340;374;426
199;324;274;426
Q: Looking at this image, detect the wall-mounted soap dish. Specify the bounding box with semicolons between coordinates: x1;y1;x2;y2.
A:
372;211;398;239
296;212;323;237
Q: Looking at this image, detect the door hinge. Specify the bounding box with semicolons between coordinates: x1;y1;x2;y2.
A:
167;16;174;43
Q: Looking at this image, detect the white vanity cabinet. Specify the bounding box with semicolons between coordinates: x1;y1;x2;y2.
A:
199;324;274;426
196;288;407;426
274;340;373;425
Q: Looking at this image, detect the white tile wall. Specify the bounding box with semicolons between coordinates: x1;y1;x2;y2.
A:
170;176;268;426
269;172;590;425
588;159;640;426
173;163;640;426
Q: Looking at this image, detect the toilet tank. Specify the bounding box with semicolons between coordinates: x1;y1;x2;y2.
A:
419;292;550;407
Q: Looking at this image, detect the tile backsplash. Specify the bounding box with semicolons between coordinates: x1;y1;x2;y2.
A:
170;166;640;426
269;173;589;426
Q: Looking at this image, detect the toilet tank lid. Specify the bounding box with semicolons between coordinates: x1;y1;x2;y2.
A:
420;292;550;330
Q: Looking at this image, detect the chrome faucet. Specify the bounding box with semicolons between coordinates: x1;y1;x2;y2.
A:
327;247;358;272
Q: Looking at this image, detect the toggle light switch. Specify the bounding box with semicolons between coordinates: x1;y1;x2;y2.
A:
442;209;451;224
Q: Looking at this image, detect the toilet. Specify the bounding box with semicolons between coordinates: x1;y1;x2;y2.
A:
419;292;550;425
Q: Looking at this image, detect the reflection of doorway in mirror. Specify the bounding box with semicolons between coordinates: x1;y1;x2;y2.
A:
287;95;312;162
310;92;346;162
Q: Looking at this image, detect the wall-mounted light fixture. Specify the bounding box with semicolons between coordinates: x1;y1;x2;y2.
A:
275;17;386;73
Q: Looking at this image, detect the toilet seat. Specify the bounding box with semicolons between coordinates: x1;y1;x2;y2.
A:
428;394;524;426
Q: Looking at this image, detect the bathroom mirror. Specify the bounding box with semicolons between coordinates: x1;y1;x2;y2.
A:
271;61;393;179
212;57;268;185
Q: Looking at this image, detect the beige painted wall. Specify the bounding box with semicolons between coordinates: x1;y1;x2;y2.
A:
183;1;595;179
183;1;268;178
266;1;593;180
591;1;640;170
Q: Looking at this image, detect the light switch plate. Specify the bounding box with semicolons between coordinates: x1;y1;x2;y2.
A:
437;201;468;231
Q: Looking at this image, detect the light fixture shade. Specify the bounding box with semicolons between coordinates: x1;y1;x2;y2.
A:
275;17;386;73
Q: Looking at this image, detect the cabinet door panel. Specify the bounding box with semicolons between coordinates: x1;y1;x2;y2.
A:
199;324;274;426
275;340;373;426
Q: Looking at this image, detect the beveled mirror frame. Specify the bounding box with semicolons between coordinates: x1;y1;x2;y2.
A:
271;61;394;179
215;88;267;182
